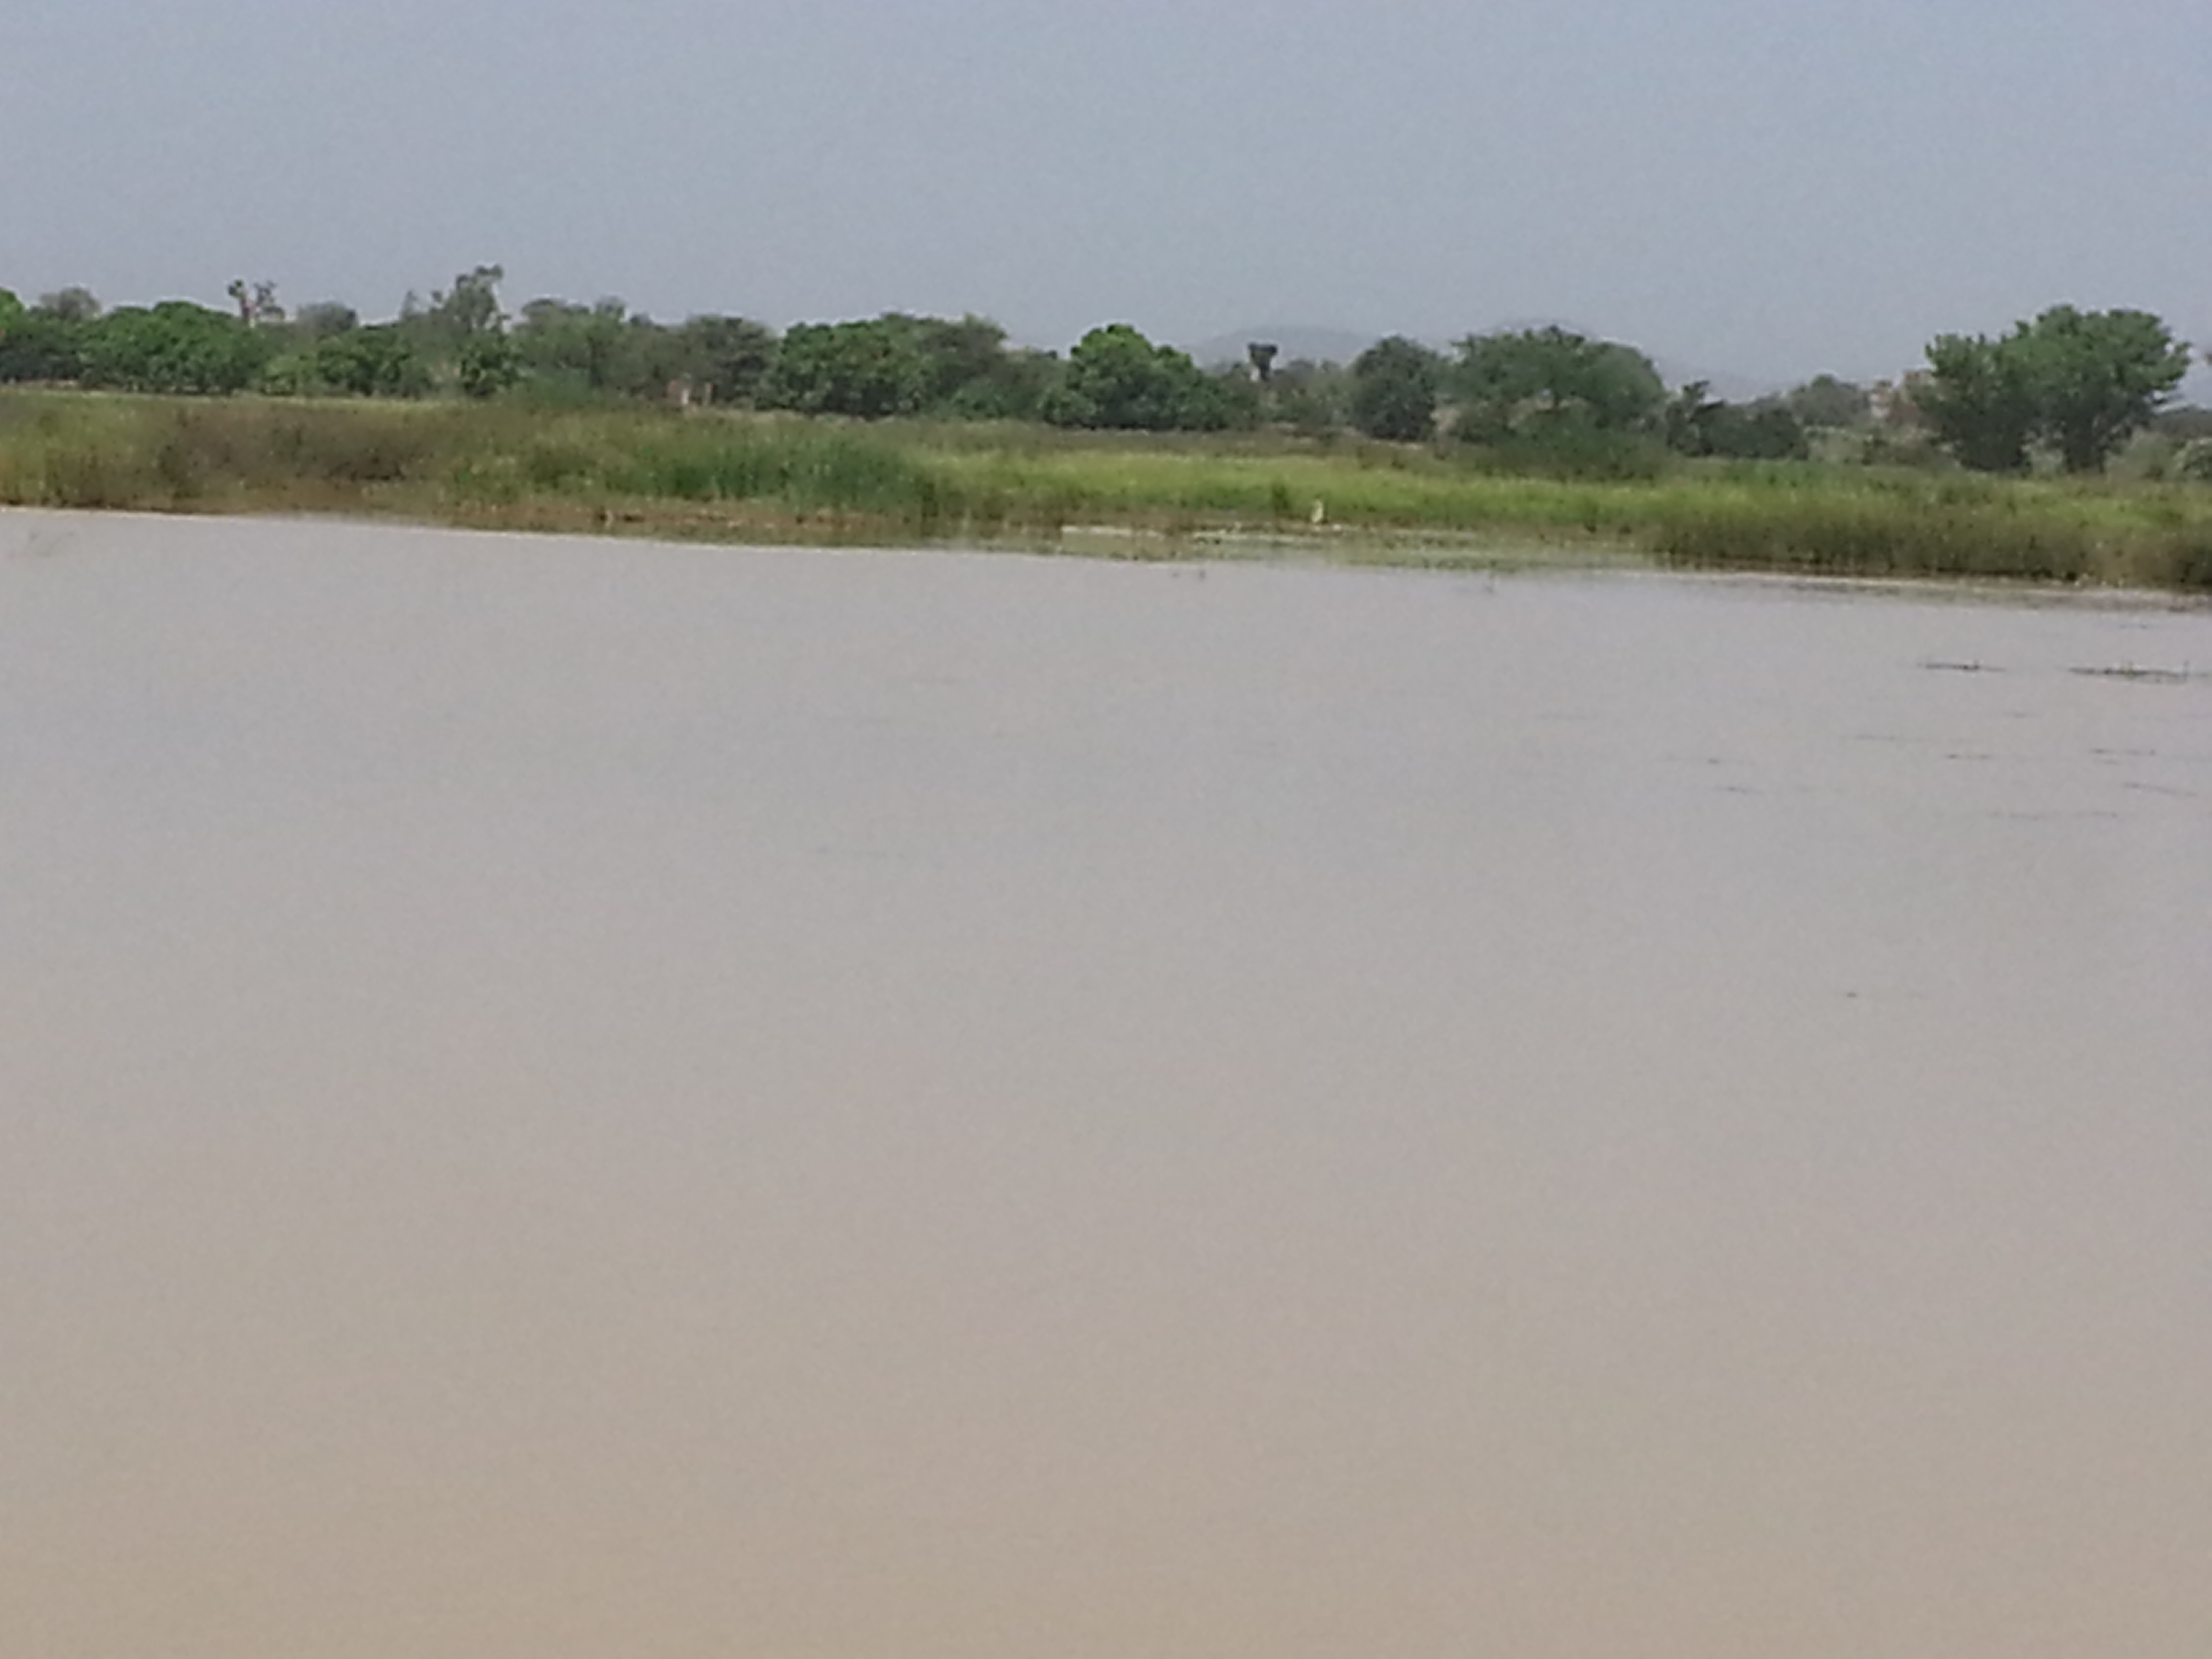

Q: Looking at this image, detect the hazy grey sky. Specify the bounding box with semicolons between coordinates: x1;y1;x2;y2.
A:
5;0;2208;384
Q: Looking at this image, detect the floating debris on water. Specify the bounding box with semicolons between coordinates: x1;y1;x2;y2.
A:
2069;663;2198;683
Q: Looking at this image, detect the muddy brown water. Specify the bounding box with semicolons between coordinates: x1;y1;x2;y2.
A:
3;509;2208;1659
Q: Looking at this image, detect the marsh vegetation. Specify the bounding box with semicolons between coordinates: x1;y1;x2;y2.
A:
4;389;2211;590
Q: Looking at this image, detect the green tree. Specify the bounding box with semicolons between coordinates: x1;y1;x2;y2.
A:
0;287;22;336
2013;305;2191;472
37;287;101;323
760;319;933;418
1207;363;1264;431
1271;358;1351;435
392;266;516;396
1922;308;2190;474
673;314;777;406
424;265;506;343
515;297;641;395
619;315;701;403
456;332;520;399
1921;330;2045;473
313;324;430;397
1349;336;1441;441
902;313;1008;409
0;289;98;382
1708;401;1808;461
0;310;85;382
1921;333;2038;472
1665;382;1808;459
1043;324;1228;431
1664;380;1724;453
892;312;1068;420
81;301;268;394
293;302;361;341
767;311;1056;419
945;344;1061;422
1784;373;1870;429
1452;327;1665;441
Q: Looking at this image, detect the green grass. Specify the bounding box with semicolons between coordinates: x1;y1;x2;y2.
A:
4;389;2210;590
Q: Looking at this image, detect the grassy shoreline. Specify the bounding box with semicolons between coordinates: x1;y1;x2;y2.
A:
5;389;2211;589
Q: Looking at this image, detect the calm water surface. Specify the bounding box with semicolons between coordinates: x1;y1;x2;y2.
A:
3;510;2208;1659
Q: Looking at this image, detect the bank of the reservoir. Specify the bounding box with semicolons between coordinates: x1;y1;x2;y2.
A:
5;388;2210;588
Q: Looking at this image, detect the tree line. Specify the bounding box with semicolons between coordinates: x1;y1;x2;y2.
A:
0;269;2199;476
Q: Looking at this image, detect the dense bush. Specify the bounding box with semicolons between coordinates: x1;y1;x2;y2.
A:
1349;337;1441;442
1042;325;1238;432
1452;328;1666;444
1922;307;2191;474
1665;385;1809;460
79;302;269;394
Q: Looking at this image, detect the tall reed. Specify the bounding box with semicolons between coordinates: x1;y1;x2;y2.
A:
4;390;2209;589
